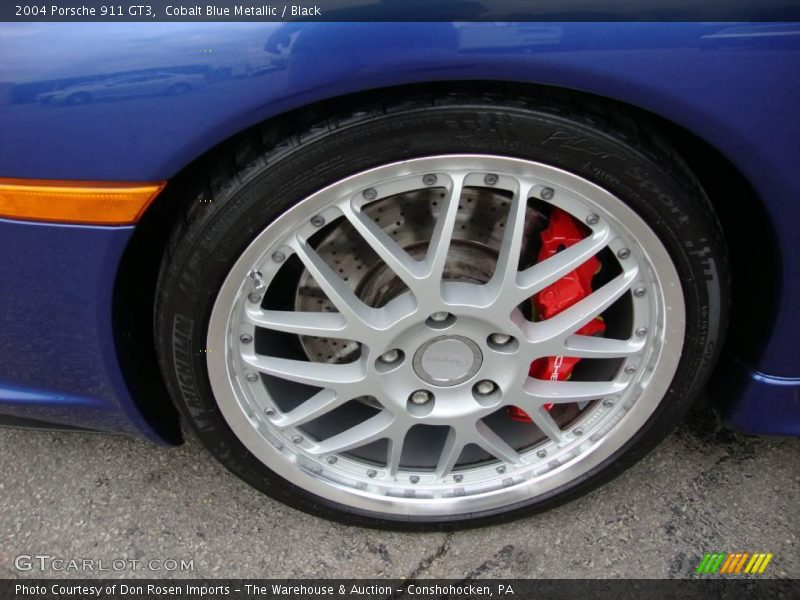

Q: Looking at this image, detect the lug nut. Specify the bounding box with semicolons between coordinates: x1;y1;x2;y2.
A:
410;390;433;405
475;380;496;395
363;187;377;200
379;349;401;364
490;333;512;346
484;173;499;186
310;215;325;228
585;213;600;226
429;311;450;322
422;174;438;186
540;187;555;200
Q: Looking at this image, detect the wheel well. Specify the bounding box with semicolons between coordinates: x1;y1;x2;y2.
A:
648;118;780;377
113;80;780;441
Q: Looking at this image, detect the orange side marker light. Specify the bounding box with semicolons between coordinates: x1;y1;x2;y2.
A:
0;178;165;225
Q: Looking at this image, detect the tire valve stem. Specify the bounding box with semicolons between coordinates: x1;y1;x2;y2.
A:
248;269;266;293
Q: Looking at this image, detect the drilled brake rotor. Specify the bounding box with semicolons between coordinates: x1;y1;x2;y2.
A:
295;186;545;364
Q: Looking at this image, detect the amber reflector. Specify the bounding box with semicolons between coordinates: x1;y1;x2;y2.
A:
0;178;165;225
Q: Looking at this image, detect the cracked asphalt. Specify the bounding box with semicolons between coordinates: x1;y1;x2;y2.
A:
0;407;797;579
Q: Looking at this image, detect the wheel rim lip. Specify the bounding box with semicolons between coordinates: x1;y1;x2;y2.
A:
206;154;685;517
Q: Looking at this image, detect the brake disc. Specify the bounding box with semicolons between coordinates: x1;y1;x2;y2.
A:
295;186;545;365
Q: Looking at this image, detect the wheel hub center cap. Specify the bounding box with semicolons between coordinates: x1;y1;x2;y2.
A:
413;335;482;387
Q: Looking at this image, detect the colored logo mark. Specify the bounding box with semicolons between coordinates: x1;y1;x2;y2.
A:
696;552;773;575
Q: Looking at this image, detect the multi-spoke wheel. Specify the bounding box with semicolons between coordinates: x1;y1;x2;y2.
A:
156;94;727;527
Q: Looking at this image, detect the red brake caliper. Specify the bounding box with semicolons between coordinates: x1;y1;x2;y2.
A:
508;208;606;422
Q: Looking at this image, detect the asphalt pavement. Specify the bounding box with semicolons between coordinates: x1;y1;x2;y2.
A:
0;406;797;579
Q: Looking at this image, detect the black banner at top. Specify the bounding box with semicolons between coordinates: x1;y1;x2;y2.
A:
2;0;800;22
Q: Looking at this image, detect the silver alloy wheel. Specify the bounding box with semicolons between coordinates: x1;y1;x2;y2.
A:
207;155;684;517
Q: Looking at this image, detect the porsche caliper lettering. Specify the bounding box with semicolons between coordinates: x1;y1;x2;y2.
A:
509;207;606;421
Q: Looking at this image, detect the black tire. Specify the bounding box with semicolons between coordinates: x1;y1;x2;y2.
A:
155;91;729;529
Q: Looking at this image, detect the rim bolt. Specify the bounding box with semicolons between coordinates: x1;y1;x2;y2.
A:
272;251;285;263
484;173;499;186
624;366;637;374
603;399;614;408
586;213;600;226
429;311;450;322
245;372;258;382
633;287;647;298
617;248;631;259
292;435;303;444
496;465;506;474
367;469;377;478
363;187;377;200
422;173;438;186
239;333;253;344
540;187;555;200
248;292;262;303
475;380;496;395
490;333;512;346
410;390;433;405
310;215;325;228
379;349;401;364
635;327;648;337
264;408;275;416
326;456;337;464
574;428;584;436
410;475;419;484
537;449;547;458
453;474;463;482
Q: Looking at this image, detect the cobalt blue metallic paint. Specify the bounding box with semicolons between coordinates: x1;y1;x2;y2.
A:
0;218;163;441
0;21;797;437
723;368;800;437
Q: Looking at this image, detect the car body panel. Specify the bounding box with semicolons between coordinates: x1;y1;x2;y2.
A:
0;218;164;440
36;73;203;105
723;368;800;436
0;20;798;438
